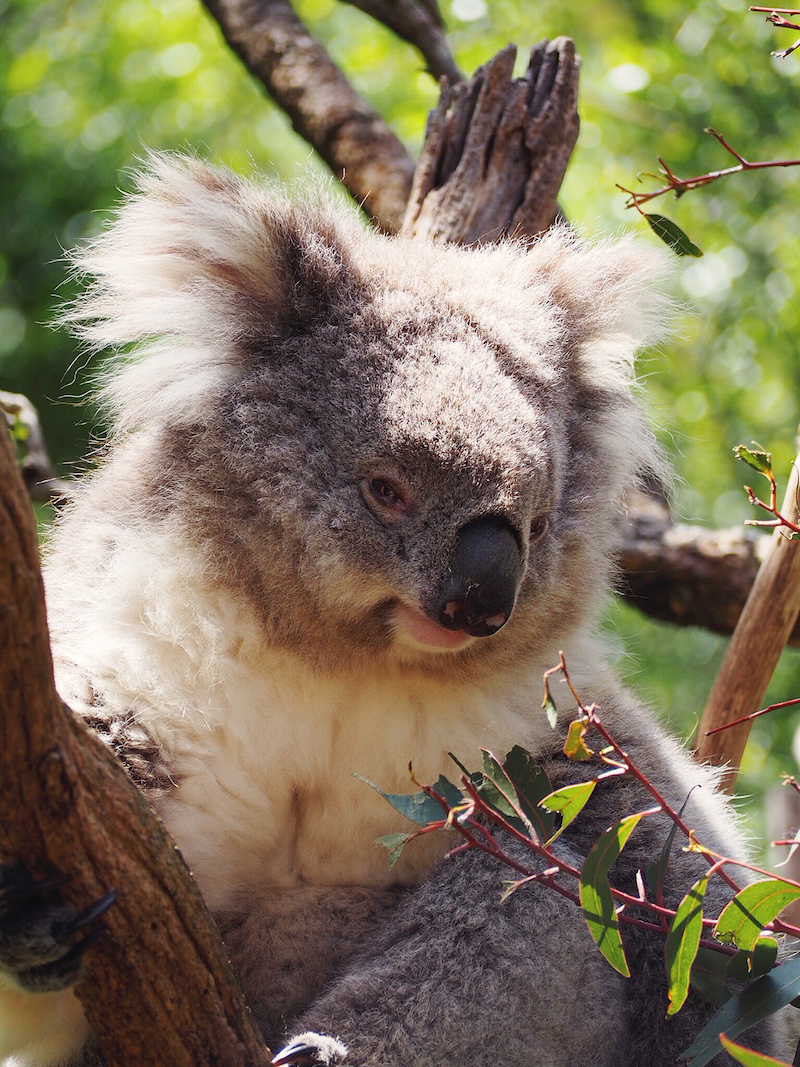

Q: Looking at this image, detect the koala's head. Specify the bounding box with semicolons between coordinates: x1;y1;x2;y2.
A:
65;154;671;676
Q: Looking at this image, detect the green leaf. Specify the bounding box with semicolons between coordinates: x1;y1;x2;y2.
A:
449;752;480;784
542;689;558;728
579;811;647;977
665;875;709;1015
540;781;596;844
684;957;800;1066
733;444;773;480
477;750;525;820
646;822;680;901
644;213;704;257
690;946;732;1008
714;878;800;951
645;788;697;902
750;937;779;977
719;1033;794;1066
502;746;555;841
563;718;594;762
727;950;753;983
353;773;448;826
375;832;414;869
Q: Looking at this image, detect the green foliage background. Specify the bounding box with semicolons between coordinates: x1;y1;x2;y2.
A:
3;0;800;822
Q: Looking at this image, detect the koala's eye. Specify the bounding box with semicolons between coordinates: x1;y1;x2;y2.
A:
530;515;550;543
368;477;408;513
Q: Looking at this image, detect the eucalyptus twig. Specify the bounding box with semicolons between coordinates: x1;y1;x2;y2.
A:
705;697;800;737
617;127;800;212
750;6;800;57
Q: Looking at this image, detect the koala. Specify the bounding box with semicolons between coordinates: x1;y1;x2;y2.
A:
0;154;783;1067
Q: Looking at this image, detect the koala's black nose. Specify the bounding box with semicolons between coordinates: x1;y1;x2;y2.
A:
434;518;522;638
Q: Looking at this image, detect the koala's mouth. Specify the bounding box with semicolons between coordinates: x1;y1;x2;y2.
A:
393;602;474;652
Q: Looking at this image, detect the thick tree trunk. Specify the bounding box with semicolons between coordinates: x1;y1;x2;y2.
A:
0;427;270;1067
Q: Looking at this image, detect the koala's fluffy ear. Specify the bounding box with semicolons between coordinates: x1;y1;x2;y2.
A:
60;153;360;433
529;227;674;391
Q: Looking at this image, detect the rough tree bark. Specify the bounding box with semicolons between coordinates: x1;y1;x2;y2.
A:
2;0;792;1062
402;39;579;243
199;0;416;232
0;424;270;1065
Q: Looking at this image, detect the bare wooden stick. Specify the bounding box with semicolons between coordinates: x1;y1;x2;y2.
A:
340;0;462;84
200;0;415;232
0;425;269;1067
694;453;800;791
402;38;580;245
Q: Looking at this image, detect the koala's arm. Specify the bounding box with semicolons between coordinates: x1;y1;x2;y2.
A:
284;834;631;1067
280;749;764;1067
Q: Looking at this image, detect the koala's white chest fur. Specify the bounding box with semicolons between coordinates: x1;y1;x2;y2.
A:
158;656;554;912
47;527;556;914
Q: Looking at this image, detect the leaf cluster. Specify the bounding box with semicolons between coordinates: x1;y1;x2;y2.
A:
359;668;800;1066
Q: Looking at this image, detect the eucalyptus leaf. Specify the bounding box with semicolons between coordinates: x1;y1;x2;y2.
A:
719;1032;794;1066
579;811;647;977
540;780;596;844
502;746;556;841
665;875;709;1015
715;879;800;951
542;689;558;729
563;718;594;762
750;938;779;978
690;946;732;1008
733;444;774;480
375;832;414;869
644;213;703;257
353;773;448;826
684;957;800;1066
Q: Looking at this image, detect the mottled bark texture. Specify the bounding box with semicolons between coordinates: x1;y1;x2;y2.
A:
617;492;795;641
199;0;415;232
0;426;270;1067
401;39;580;244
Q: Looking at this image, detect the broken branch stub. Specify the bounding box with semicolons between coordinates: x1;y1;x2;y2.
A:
402;38;580;245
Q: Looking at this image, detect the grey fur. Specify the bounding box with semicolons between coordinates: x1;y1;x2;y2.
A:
0;155;783;1066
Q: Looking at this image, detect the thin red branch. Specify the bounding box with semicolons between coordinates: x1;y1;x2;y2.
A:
618;128;800;212
704;697;800;737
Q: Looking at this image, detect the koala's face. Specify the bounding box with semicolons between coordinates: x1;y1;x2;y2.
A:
212;241;655;674
76;157;668;674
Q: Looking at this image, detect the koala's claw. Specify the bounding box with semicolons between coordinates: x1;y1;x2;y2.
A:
0;864;116;994
272;1041;323;1066
272;1034;347;1066
61;888;118;937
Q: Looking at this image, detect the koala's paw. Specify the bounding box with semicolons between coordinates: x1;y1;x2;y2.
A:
272;1033;348;1066
0;863;116;994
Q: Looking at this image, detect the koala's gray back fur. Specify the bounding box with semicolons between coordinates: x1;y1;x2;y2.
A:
0;154;784;1066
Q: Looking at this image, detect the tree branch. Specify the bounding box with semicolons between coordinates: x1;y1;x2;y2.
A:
617;492;780;641
694;454;800;790
339;0;463;84
402;38;580;244
1;391;70;504
199;0;416;232
0;424;269;1066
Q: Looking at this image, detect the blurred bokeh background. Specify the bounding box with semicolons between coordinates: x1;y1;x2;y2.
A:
3;0;800;829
